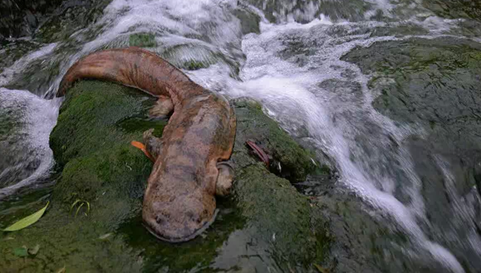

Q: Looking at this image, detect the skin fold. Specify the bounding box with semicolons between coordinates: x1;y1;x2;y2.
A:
57;47;236;242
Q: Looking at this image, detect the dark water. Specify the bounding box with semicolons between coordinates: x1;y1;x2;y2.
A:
1;0;481;272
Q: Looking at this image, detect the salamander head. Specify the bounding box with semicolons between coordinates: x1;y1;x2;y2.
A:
142;188;217;243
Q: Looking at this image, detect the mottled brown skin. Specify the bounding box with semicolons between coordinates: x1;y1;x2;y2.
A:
58;47;236;242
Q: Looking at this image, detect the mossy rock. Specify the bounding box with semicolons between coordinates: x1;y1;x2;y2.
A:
129;33;157;48
0;95;25;188
0;80;329;272
0;40;40;74
232;98;321;182
422;0;481;21
35;0;111;43
342;37;481;272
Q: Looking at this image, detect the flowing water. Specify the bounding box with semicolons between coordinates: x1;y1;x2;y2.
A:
1;0;481;272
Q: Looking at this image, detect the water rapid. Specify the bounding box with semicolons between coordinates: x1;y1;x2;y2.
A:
1;0;481;272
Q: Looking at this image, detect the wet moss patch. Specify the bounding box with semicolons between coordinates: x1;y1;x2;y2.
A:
232;98;321;182
183;59;208;70
1;81;329;272
129;33;157;48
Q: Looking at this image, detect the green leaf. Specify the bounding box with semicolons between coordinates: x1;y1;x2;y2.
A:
3;202;49;232
70;199;82;211
13;247;28;257
75;202;85;217
98;233;112;240
314;264;329;273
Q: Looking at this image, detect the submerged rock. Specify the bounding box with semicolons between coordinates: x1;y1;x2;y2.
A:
0;80;329;272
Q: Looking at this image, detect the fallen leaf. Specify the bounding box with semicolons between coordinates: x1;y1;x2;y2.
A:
314;264;329;273
13;246;28;257
98;233;112;240
28;244;40;255
4;202;49;232
70;199;82;211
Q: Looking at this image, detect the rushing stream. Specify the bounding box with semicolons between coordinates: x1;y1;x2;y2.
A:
1;0;481;272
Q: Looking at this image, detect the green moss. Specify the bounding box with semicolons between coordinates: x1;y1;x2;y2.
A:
232;98;322;182
116;117;167;134
1;81;155;271
228;98;330;270
233;164;328;268
129;33;157;48
183;59;208;70
1;81;242;272
1;81;329;272
50;81;154;167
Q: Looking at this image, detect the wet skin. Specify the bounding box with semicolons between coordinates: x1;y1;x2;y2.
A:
57;47;236;242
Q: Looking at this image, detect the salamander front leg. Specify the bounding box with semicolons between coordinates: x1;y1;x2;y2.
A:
215;162;234;196
131;128;163;162
143;128;163;159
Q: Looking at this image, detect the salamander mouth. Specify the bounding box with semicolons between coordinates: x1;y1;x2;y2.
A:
143;209;219;243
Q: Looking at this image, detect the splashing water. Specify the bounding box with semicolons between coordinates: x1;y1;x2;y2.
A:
0;88;59;198
1;0;481;271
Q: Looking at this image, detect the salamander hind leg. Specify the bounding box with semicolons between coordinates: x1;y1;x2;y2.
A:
149;95;173;118
216;162;234;196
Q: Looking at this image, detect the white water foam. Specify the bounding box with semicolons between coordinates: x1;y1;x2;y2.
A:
0;43;57;87
1;0;479;271
45;0;243;96
188;16;466;271
434;156;481;257
0;88;60;199
240;20;465;273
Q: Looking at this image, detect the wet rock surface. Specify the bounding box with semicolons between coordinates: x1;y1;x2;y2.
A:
423;0;481;21
0;0;63;38
35;0;111;43
0;80;329;272
0;0;110;40
342;37;481;272
0;97;42;189
0;40;40;75
3;0;481;272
